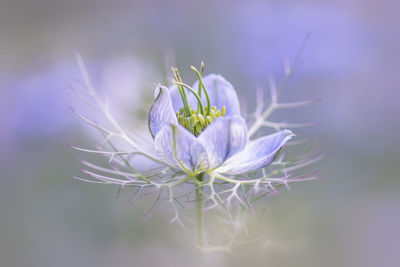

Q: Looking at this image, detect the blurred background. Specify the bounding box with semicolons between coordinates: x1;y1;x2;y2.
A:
1;0;399;266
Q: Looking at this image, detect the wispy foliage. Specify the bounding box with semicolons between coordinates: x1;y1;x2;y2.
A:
70;39;323;251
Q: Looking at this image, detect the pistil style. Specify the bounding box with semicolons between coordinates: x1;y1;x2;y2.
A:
172;64;226;136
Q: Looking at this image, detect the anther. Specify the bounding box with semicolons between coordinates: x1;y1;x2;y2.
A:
197;113;205;126
222;106;226;116
205;115;213;125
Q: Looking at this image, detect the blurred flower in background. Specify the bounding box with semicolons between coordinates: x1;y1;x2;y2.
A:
9;56;155;139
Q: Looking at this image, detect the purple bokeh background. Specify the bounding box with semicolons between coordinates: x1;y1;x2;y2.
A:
1;0;399;266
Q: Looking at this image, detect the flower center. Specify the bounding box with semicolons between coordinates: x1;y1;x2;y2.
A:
176;105;226;136
172;63;226;136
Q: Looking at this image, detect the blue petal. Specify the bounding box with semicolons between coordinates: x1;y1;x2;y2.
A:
154;124;209;175
192;74;241;116
217;130;294;175
198;116;248;169
148;86;178;138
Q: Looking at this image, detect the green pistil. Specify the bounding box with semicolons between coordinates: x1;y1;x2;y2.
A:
172;63;226;136
172;67;192;116
174;81;204;115
197;62;205;112
191;66;212;116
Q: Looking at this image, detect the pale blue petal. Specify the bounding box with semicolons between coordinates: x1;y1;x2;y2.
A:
192;74;241;116
148;86;178;138
154;124;209;175
198;116;248;169
217;130;294;175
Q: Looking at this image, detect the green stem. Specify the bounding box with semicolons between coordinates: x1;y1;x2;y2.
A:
195;173;204;247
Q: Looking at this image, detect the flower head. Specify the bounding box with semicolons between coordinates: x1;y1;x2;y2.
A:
72;55;321;251
148;65;294;176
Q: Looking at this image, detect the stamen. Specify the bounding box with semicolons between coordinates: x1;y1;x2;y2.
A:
205;115;213;125
197;113;205;126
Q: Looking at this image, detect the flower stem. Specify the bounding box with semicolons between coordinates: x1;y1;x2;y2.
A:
195;173;204;247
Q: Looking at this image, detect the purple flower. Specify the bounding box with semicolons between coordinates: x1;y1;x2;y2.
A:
148;73;294;176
